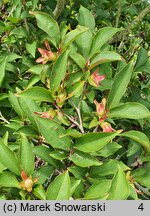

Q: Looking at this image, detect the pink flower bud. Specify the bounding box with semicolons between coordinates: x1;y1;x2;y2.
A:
89;69;105;87
94;98;107;122
36;48;57;64
100;122;115;132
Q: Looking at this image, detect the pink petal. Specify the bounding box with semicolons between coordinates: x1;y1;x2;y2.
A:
36;57;44;63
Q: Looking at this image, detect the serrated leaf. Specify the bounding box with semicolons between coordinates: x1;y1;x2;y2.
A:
26;41;37;58
18;97;41;128
18;87;53;102
62;26;88;50
90;27;122;58
76;30;93;59
119;130;150;154
0;138;21;176
68;166;88;180
96;141;122;157
50;150;68;161
8;91;24;118
34;116;71;150
107;63;133;109
90;51;122;70
70;178;81;196
75;131;122;153
70;52;86;69
69;150;102;167
107;166;130;200
33;165;54;185
108;102;150;119
28;64;51;76
20;133;35;176
31;12;60;46
0;57;7;87
84;179;111;199
79;6;95;32
46;171;70;200
0;53;21;62
33;185;46;200
135;48;148;69
50;50;69;93
90;160;130;178
0;171;20;188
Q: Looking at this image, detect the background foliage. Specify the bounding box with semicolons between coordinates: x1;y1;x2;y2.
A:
0;0;150;200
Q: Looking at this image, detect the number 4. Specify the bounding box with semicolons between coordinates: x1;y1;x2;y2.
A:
138;203;144;211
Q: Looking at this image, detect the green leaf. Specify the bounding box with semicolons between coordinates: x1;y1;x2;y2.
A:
119;130;150;154
25;41;37;58
18;87;53;102
10;27;29;38
84;180;111;199
70;178;81;196
33;165;54;185
90;160;130;178
96;142;122;157
50;150;68;161
75;131;122;153
62;26;88;50
67;80;85;98
108;102;150;119
33;145;61;168
26;75;40;89
34;116;71;150
76;30;93;59
18;97;41;128
0;57;7;87
8;91;24;118
33;185;46;200
135;48;148;70
60;128;81;138
15;126;38;138
68;166;88;180
90;27;122;58
70;52;86;69
0;138;20;176
79;6;95;32
107;62;133;109
0;171;20;188
20;133;34;176
50;50;69;93
0;53;21;62
132;164;150;189
107;166;130;200
69;150;102;167
0;162;6;173
46;171;70;200
28;64;50;76
90;51;122;70
31;11;60;46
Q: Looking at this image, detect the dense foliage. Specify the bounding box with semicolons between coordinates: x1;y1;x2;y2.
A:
0;0;150;200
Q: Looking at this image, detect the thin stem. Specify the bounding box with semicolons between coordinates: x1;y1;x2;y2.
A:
115;0;122;28
64;113;80;128
0;111;10;124
53;0;65;20
118;4;150;51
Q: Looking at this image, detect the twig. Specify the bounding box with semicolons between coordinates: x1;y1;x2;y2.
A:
0;111;10;124
115;0;122;28
70;84;86;134
64;113;80;128
53;0;65;20
118;4;150;51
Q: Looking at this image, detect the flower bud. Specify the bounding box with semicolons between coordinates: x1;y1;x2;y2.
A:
100;122;115;132
88;69;105;87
